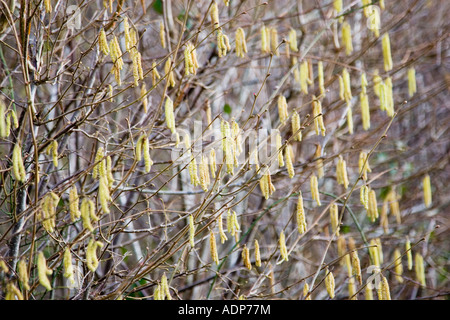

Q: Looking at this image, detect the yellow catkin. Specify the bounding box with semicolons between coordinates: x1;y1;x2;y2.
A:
142;135;153;173
242;245;252;270
382;33;393;72
0;100;7;138
69;186;81;222
365;284;374;300
338;75;345;101
45;140;59;167
360;91;370;130
408;67;417;98
314;145;324;179
254;239;262;267
379;274;391;300
199;154;210;192
188;154;200;187
261;25;270;53
384;77;394;117
270;27;279;56
159;21;166;49
318;61;325;96
358;151;371;181
285;144;295;179
18;259;30;290
99;28;109;55
313;97;326;136
63;247;75;285
348;277;357;300
151;61;161;86
184;43;198;76
231;119;242;159
188;215;195;247
291;111;302;141
123;17;132;51
160;273;172;300
330;203;340;236
5;282;23;300
422;174;432;208
164;96;176;134
342;68;352;102
98;176;111;214
296;192;307;234
289;28;298;52
106;157;115;187
86;239;103;272
369;239;380;267
325;268;335;299
12;143;26;183
300;60;309;94
221;120;234;174
310;174;321;206
351;250;362;285
341;21;353;55
260;169;276;200
415;253;426;286
367;5;380;37
336;155;349;189
393;248;404;283
278;95;289;125
276;131;284;168
334;0;343;22
368;189;379;222
37;252;52;291
209;148;217;179
279;231;289;262
210;1;219;29
210;231;219;265
44;0;52;13
303;282;311;300
218;213;228;243
164;57;176;88
360;185;369;210
217;28;230;57
235;27;248;58
81;198;98;232
92;147;105;180
406;237;413;270
337;236;347;263
40;192;59;233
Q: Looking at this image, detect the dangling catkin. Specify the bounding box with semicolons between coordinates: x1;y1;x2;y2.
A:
330;203;340;236
218;213;228;243
285;144;295;179
336;155;349;189
261;25;270;53
288;28;298;52
18;259;30;290
408;67;417;97
270;27;279;56
334;0;343;22
360;91;370;130
393;248;404;283
210;231;219;265
210;1;219;29
63;247;75;285
303;282;311;300
99;28;109;55
318;61;325;96
278;95;289;125
342;68;352;102
368;189;379;222
415;253;426;286
300;60;309;94
260;169;276;199
276;130;284;168
310;174;321;206
69;186;81;222
37;252;52;291
279;231;289;262
296;192;307;234
81;198;99;232
242;245;252;270
314;145;324;179
254;239;262;267
188;215;195;247
86;239;103;272
291;110;302;141
164;57;176;88
341;21;353;55
235;27;248;58
165;96;176;134
382;33;393;72
12;143;26;183
351;250;362;285
406;237;413;270
312;97;326;136
422;174;432;208
325;268;335;299
151;61;161;86
159;21;166;48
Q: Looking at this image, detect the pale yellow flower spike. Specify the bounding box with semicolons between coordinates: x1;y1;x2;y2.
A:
210;1;219;30
291;110;302;141
159;21;166;49
261;25;270;53
242;245;252;270
342;21;353;55
5;282;23;300
408;67;417;97
415;253;426;286
12;143;27;183
365;284;374;300
310;174;321;206
336;155;349;189
164;58;176;88
334;0;343;23
368;189;379;222
393;248;404;283
81;198;98;232
254;239;262;267
99;28;109;55
384;77;394;117
314;145;324;179
0;100;7;138
330;203;340;236
338;75;345;101
69;186;81;222
259;169;276;200
151;61;161;86
360;91;370;130
279;231;289;262
367;6;380;37
209;148;217;179
342;68;352;102
63;247;75;285
199;154;210;192
218;213;228;243
369;239;380;267
44;0;52;13
86;239;104;272
351;250;363;285
18;259;30;290
422;174;432;208
270;27;279;56
235;27;247;58
143;135;153;173
210;231;219;265
285;144;295;179
296;192;307;234
37;251;52;291
406;237;413;270
318;61;325;96
98;176;111;214
382;33;393;72
303;282;311;300
188;215;195;247
165;96;176;134
289;28;298;52
325;268;335;299
300;60;309;94
313;98;326;136
278;95;289;125
379;274;391;300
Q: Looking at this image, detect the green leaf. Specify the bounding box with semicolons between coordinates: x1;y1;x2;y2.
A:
153;0;163;14
223;103;232;114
